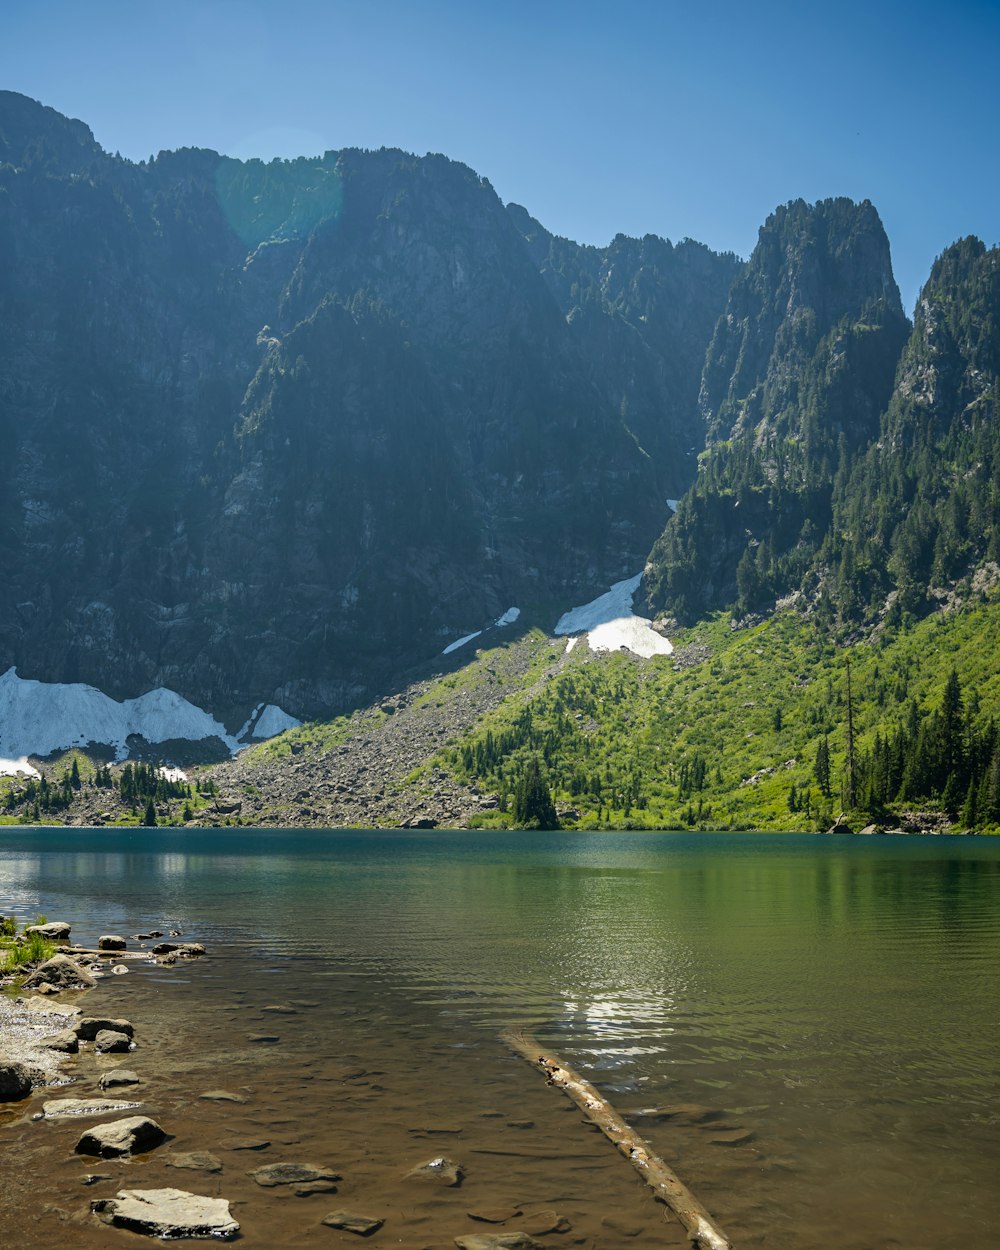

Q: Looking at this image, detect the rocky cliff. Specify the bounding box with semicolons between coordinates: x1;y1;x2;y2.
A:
0;92;733;723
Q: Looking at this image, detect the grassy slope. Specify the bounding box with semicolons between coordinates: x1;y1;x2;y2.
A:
411;590;1000;831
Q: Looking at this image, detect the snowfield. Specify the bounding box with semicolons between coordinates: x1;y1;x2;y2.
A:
0;667;300;764
554;574;673;659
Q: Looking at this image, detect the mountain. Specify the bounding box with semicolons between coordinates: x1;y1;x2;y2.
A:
643;197;910;621
824;236;1000;620
0;92;734;724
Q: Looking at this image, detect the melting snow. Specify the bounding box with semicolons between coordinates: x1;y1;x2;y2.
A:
0;756;41;780
554;574;673;659
0;667;299;763
495;607;520;627
250;704;302;739
157;766;189;783
666;498;679;512
442;630;482;655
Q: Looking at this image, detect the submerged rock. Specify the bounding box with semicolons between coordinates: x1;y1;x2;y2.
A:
100;1069;140;1090
165;1150;223;1173
199;1089;246;1103
454;1234;544;1250
0;1060;33;1101
22;954;95;990
43;1097;143;1118
75;1116;166;1158
468;1207;523;1224
406;1156;464;1186
92;1187;239;1239
322;1210;384;1235
250;1162;341;1188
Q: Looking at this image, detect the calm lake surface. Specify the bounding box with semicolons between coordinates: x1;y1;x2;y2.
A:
1;829;998;1249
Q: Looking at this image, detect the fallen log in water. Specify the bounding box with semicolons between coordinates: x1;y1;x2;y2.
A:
502;1026;732;1250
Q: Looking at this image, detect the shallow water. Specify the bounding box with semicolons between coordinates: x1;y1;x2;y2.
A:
0;829;998;1249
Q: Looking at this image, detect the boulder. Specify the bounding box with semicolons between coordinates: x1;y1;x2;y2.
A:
76;1116;166;1158
43;1097;143;1118
98;935;126;951
92;1188;239;1239
74;1017;134;1041
0;1060;32;1102
40;1028;80;1053
406;1156;464;1186
21;954;96;990
24;922;71;941
322;1211;384;1235
94;1029;133;1054
100;1069;141;1090
250;1162;341;1188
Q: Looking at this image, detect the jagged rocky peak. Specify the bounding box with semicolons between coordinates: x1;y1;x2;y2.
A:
643;197;911;624
699;196;907;444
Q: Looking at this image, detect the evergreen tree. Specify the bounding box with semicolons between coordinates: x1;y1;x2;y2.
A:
142;798;157;827
512;756;559;829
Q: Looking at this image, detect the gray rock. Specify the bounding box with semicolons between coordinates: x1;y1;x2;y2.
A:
24;922;71;941
100;1069;140;1090
94;1029;133;1054
97;935;126;951
406;1155;464;1186
40;1028;79;1053
166;1150;223;1173
250;1162;341;1188
21;954;95;990
75;1116;166;1158
0;1060;32;1101
322;1210;384;1235
43;1097;143;1118
74;1017;135;1041
92;1187;239;1239
454;1235;544;1250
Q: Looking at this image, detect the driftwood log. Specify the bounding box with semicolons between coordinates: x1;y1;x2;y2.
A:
502;1026;732;1250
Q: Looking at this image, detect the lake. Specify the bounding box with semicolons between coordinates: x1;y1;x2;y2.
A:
0;829;997;1249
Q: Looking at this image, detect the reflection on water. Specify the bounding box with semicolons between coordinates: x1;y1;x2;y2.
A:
0;829;998;1250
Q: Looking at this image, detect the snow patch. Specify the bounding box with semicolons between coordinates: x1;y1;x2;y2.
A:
157;766;189;784
0;756;41;780
0;667;298;762
250;704;302;739
442;630;482;655
554;574;673;659
666;498;679;513
495;607;520;627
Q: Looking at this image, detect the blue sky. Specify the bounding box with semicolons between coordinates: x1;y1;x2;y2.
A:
3;0;998;312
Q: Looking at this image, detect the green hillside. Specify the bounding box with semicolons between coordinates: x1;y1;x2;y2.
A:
415;589;1000;833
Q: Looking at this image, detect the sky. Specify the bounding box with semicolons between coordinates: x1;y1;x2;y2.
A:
3;0;998;313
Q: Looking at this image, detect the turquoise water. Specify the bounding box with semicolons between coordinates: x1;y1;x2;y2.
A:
1;829;998;1248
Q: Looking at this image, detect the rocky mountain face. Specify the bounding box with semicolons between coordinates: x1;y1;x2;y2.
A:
643;198;911;621
826;236;1000;619
0;92;733;723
